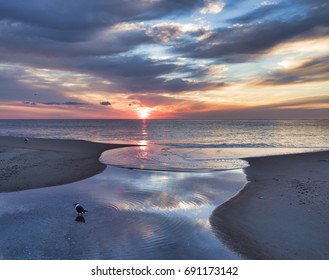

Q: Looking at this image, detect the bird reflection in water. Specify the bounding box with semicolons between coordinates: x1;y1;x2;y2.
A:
75;215;86;223
74;203;88;223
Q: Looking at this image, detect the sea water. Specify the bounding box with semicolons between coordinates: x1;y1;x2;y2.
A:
1;119;328;170
0;119;328;149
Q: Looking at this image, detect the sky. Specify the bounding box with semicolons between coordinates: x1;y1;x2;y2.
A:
0;0;328;119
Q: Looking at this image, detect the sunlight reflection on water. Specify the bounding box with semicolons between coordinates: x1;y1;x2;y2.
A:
100;145;250;171
100;145;327;172
0;166;245;259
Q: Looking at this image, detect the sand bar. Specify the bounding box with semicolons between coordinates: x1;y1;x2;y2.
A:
211;151;329;259
100;145;326;172
0;136;131;192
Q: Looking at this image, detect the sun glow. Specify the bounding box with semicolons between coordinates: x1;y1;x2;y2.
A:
137;107;151;119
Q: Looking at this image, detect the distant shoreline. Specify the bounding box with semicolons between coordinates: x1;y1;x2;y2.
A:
0;136;132;192
211;150;329;259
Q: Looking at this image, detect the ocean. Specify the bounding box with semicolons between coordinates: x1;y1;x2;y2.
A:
1;119;328;148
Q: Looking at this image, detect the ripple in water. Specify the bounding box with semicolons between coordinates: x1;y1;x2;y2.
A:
100;145;249;171
0;166;246;259
100;145;328;172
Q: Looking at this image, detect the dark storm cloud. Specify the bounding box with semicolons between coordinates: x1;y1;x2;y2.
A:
258;56;329;85
178;2;329;62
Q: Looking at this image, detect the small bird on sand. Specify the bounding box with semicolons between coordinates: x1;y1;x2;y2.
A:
74;203;88;215
24;138;29;143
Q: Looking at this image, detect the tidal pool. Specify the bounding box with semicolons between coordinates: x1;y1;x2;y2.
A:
0;165;245;259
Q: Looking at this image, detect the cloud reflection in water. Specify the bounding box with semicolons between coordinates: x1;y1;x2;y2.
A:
0;165;245;259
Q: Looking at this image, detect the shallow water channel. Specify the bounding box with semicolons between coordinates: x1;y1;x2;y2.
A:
0;164;245;259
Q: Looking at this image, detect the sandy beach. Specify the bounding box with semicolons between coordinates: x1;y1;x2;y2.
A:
211;151;329;259
0;136;130;192
1;135;329;259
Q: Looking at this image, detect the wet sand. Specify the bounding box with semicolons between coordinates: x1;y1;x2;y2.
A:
0;136;130;192
211;151;329;259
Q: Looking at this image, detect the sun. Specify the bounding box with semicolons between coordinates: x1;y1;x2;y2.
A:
137;107;151;119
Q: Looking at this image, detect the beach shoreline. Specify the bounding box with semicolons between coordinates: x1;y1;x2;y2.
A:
0;136;132;192
2;136;329;259
210;150;329;259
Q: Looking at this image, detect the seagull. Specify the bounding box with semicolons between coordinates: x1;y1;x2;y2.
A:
74;203;88;215
24;138;29;143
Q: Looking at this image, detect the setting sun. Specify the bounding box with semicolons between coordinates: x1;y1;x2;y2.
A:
137;107;151;119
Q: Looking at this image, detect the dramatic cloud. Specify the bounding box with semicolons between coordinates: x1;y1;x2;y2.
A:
0;19;151;57
200;0;225;14
0;0;328;119
178;2;329;62
258;55;329;85
0;0;207;61
0;0;204;30
147;23;208;43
